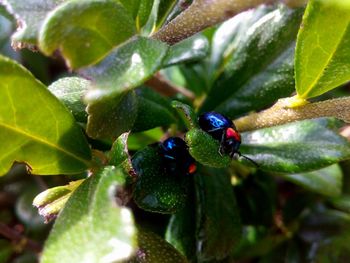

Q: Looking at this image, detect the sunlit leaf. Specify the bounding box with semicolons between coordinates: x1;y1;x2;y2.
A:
39;0;136;68
0;55;91;175
295;0;350;99
241;118;350;173
42;166;137;263
83;37;169;139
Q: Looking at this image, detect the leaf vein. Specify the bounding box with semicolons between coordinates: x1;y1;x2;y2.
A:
0;122;90;166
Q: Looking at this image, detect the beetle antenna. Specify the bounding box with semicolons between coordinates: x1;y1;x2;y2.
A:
238;152;259;167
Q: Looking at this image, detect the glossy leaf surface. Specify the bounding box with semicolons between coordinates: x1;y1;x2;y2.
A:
241;118;350;173
0;56;91;175
165;182;196;261
215;44;296;117
132;146;189;213
42;166;137;263
84;37;168;139
128;228;188;263
208;6;272;80
39;0;136;68
48;77;89;123
201;5;303;118
162;35;209;67
155;0;177;28
195;168;242;261
295;0;350;99
280;164;342;197
108;133;130;167
136;0;153;29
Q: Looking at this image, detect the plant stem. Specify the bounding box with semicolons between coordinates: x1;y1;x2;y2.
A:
0;222;42;253
234;97;350;132
146;73;195;100
152;0;277;45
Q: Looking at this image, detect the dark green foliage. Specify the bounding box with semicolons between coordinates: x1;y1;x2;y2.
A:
1;1;350;262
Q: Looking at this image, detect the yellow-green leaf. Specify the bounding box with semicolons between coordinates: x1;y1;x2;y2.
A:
295;0;350;99
0;55;91;175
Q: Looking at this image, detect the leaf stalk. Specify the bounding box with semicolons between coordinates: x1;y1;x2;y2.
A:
152;0;277;45
234;97;350;132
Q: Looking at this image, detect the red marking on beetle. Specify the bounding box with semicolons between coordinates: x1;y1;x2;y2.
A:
188;163;197;174
226;128;241;142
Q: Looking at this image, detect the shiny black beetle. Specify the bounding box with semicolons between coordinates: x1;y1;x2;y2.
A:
159;137;197;176
198;112;258;166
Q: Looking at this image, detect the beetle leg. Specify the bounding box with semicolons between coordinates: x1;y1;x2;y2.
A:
218;145;224;156
216;131;225;156
238;151;259;167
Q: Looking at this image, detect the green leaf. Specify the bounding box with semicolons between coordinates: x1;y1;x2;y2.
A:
48;77;89;123
42;166;137;263
132;146;189;213
165;182;196;261
108;132;134;179
329;195;350;214
195;168;242;261
109;133;130;167
162;35;209;67
186;129;231;168
208;5;272;80
33;179;85;222
155;0;177;29
132;87;177;132
178;63;210;96
3;0;65;45
39;0;136;69
139;0;163;35
0;55;91;175
215;44;296;117
127;127;163;150
136;0;153;29
295;0;350;99
84;37;169;140
201;5;303;117
172;100;197;130
119;0;140;18
241;118;350;173
279;164;343;197
128;228;188;263
86;91;138;140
